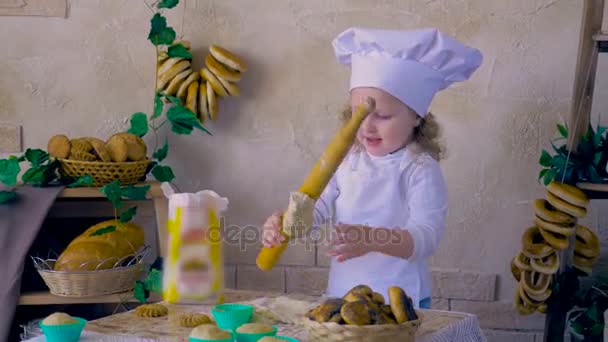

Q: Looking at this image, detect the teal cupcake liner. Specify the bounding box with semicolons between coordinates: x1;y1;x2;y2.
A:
189;336;234;342
39;317;87;342
211;304;254;331
235;325;278;342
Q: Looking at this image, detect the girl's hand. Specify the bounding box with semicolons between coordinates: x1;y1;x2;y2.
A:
328;223;376;262
262;210;285;247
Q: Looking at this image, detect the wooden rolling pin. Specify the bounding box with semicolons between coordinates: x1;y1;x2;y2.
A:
256;97;376;271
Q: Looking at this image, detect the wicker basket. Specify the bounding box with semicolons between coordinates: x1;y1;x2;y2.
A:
300;311;423;342
32;246;150;297
58;158;151;186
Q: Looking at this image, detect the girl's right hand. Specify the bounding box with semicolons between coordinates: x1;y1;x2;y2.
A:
262;210;285;247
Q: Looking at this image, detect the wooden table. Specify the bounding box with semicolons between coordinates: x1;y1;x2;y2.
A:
49;289;487;342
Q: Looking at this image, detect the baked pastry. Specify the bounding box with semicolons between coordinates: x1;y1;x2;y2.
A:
574;225;600;258
165;69;193;96
521;226;553;258
530;250;559;275
209;44;248;72
176;70;200;101
545;191;587;218
47;135;71;159
42;312;77;325
514;284;536;315
198;82;209;123
372;292;385;305
521;270;552;302
513;252;532;271
306;298;344;322
207;78;218;121
179;313;213;328
106;135;129;162
158;60;191;90
532;199;575;224
537;225;569;250
259;337;285;342
236;323;274;334
205;53;242;82
534;216;575;237
546;181;589;208
201;68;228;97
510;257;522;281
54;219;144;271
216;74;240;97
340;301;371;325
186;81;199;114
190;324;232;340
388;286;418;323
135;303;168;318
86;137;112;162
114;133;147;161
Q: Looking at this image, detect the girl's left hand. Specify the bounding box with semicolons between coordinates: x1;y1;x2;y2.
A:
328;224;376;262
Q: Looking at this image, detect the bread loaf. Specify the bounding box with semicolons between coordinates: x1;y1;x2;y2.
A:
54;219;145;271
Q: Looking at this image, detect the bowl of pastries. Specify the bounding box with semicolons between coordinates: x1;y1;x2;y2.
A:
301;285;423;342
47;132;151;186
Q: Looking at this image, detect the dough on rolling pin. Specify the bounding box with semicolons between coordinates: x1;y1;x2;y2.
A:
282;191;315;237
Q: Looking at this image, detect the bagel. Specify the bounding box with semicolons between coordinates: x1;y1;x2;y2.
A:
514;284;537;315
205;53;242;82
47;134;71;159
545;191;587;218
176;70;201;101
209;44;248;72
514;252;533;271
521;270;552;300
533;216;575;237
537;303;548;314
573;263;593;275
388;286;418;323
537;224;569;250
574;225;600;258
165;69;193;96
158;60;191;90
573;253;596;267
530;250;560;275
546;181;589;208
216;73;240;97
518;282;544;308
521;226;554;258
532;199;575;224
207;78;218;121
185;81;199;115
511;257;522;281
201;68;228;97
198;82;209;123
157;57;185;78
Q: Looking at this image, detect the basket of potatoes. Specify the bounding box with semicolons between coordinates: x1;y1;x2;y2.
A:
301;285;423;342
48;132;151;186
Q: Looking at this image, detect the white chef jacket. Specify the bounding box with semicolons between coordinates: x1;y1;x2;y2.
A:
312;146;448;307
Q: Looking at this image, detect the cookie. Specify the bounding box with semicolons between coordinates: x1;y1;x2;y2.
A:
86;137;112;162
106;135;129;162
135;304;168;318
69;149;97;161
47;135;71;159
179;313;213;328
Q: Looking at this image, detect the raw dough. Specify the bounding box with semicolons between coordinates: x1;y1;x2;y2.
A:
282;191;315;237
236;323;274;334
258;338;284;342
42;312;77;325
189;324;231;340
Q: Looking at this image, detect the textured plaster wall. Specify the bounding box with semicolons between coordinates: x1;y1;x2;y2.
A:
0;0;588;307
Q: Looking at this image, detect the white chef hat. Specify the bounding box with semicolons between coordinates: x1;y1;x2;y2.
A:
332;27;483;117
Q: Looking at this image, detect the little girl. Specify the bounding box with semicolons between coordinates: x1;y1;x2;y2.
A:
263;27;483;308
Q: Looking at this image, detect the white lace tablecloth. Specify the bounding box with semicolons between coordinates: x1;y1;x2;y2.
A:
24;290;487;342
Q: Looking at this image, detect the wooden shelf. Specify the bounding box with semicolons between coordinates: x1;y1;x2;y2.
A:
18;291;162;305
57;181;163;199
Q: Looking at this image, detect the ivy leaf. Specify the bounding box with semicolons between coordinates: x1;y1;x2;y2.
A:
153;139;169;162
148;13;176;46
0;190;17;204
24;149;49;166
152;93;163;119
67;174;94;188
0;158;21;187
100;180;123;209
89;225;116;237
543;169;555;186
120;206;137;223
167;43;192;59
134;280;149;303
539;150;552;167
157;0;179;9
128;112;149;137
22;166;47;185
151;164;175;183
167;105;211;135
151;256;163;271
538;168;549;181
557;123;568;138
144;268;163;293
122;184;150;200
164;95;182;105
